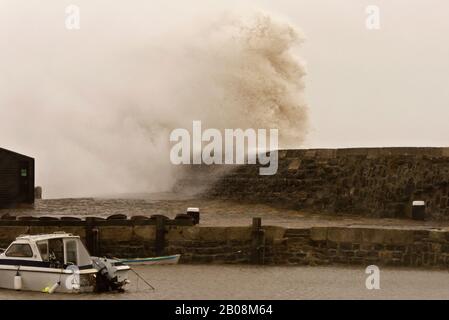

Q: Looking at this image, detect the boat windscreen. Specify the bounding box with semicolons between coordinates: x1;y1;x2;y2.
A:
65;239;78;265
76;239;93;266
37;241;49;261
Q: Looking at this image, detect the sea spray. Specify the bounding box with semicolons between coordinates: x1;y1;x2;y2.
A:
0;5;308;198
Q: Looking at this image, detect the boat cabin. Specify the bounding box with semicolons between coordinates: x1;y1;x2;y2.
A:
0;232;92;269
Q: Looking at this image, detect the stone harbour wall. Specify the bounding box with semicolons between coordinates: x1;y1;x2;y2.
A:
271;226;449;267
2;220;449;268
183;147;449;220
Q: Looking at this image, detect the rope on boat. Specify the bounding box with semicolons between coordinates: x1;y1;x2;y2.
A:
130;268;155;291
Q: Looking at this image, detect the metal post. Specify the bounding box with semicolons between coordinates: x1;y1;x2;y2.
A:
155;216;166;256
85;217;99;256
91;228;99;256
251;217;265;265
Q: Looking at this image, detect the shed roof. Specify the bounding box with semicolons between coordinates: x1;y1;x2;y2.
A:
0;147;34;160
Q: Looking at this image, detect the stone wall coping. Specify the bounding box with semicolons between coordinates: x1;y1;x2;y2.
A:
2;223;447;244
279;147;449;159
308;226;448;244
0;219;193;227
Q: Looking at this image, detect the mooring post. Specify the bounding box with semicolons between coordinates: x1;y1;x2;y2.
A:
34;186;42;200
251;217;265;265
155;216;166;256
85;217;100;256
92;227;99;256
186;207;200;225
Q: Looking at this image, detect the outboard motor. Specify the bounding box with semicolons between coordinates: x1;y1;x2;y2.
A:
91;257;130;292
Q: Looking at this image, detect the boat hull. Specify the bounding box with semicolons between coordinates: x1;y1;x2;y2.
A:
0;265;97;293
120;254;181;265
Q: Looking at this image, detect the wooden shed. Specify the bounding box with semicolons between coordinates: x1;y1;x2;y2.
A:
0;148;35;209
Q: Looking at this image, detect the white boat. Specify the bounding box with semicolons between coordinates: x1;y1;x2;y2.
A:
0;232;130;293
119;254;181;265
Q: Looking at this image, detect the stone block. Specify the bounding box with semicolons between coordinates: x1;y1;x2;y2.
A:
327;227;362;243
304;150;316;158
339;242;352;250
167;226;199;241
226;227;252;241
133;225;155;240
0;226;29;241
379;251;393;261
199;227;227;241
288;159;301;171
100;226;133;242
279;150;288;159
361;228;414;245
263;226;287;241
310;227;327;241
429;230;446;242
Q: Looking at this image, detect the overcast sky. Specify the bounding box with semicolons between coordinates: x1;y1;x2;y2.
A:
253;0;449;148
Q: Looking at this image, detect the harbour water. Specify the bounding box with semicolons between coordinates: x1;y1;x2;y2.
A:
1;265;449;300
